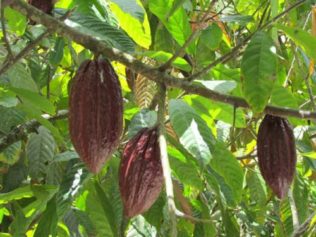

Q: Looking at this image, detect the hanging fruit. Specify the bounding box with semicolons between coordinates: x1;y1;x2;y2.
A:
69;59;123;173
257;114;297;199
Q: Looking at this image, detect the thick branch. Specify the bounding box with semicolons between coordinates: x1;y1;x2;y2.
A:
6;0;316;121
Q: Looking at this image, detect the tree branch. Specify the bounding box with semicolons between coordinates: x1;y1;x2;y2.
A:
1;0;13;59
186;0;306;81
0;110;68;152
291;211;316;237
7;0;316;119
0;8;73;77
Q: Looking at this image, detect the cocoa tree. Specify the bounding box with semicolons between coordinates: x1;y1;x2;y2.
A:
0;0;316;236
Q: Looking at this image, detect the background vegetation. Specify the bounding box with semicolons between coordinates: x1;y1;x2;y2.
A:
0;0;316;236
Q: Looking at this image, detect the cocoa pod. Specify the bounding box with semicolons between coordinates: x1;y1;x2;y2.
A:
69;59;123;173
257;114;297;199
119;127;163;218
28;0;56;24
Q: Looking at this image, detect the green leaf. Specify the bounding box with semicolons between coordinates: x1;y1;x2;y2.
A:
210;143;244;204
109;0;151;48
128;109;157;138
0;142;21;165
94;182;119;237
199;24;223;50
277;24;316;62
209;101;246;128
56;161;90;218
169;99;215;164
26;126;56;179
17;104;63;144
2;152;27;192
4;7;26;35
270;85;298;109
154;24;177;53
241;31;277;113
0;88;18;107
149;0;194;54
1;61;38;92
85;181;114;237
0;184;57;204
168;146;203;189
221;14;253;26
0;106;25;134
66;12;135;52
34;197;58;237
0;186;34;204
49;37;65;66
9;87;55;115
246;169;267;207
140;51;192;72
293;175;309;223
195;80;237;94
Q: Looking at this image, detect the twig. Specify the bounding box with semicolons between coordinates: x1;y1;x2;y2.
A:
7;0;316;120
0;0;13;58
159;0;218;71
284;11;311;87
186;0;306;81
0;8;73;77
0;110;68;152
157;82;177;237
175;209;213;223
303;73;316;111
291;211;316;237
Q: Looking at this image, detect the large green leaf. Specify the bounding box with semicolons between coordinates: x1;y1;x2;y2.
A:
94;182;119;237
140;51;192;72
8;185;58;235
0;62;38;92
0;106;25;134
109;0;151;48
85;181;115;237
0;142;21;165
169;99;215;164
0;184;57;207
9;87;55;114
66;12;135;52
17;104;63;144
128;109;157;138
26;126;56;179
210;143;244;205
149;0;194;54
56;161;90;218
4;7;26;36
241;31;277;113
34;197;58;237
246;169;267;207
270;85;298;109
168;146;203;189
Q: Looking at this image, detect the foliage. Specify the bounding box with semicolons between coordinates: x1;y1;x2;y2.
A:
0;0;316;236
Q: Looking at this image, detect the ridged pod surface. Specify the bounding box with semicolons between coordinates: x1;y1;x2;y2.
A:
69;59;123;173
119;127;163;218
257;115;297;199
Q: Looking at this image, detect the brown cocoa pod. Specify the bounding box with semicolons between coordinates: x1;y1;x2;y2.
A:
28;0;56;24
257;114;297;199
69;59;123;173
119;127;163;218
